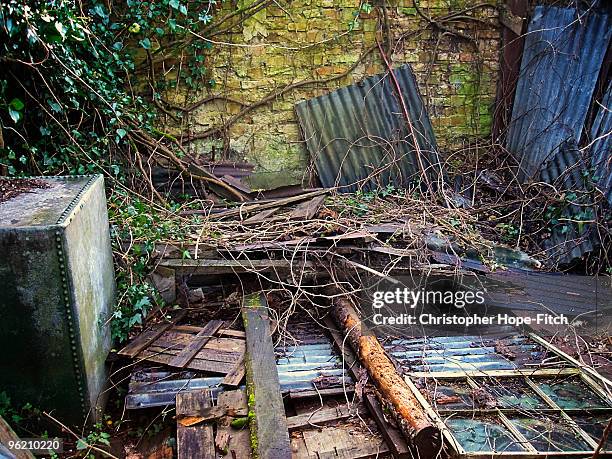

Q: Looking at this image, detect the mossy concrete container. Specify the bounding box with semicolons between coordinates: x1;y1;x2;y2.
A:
0;175;115;425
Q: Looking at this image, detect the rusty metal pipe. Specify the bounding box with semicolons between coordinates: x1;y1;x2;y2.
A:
329;292;442;458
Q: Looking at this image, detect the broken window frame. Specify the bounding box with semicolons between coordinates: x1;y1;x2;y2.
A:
403;333;612;458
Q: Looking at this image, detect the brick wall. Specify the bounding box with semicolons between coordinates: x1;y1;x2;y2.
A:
163;0;500;188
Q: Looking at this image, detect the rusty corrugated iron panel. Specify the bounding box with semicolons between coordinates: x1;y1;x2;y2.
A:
506;5;612;182
295;64;440;192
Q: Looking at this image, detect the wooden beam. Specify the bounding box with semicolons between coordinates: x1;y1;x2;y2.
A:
324;316;412;459
159;258;315;275
328;294;441;458
242;293;291;458
0;416;35;459
286;405;368;431
169;320;223;368
176;389;215;459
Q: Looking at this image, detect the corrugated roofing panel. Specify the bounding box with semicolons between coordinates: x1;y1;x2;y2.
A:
295;64;440;192
590;81;612;205
506;5;612;181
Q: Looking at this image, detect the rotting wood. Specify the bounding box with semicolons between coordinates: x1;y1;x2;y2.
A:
159;258;315;275
242;292;291;459
176;389;215;459
169;320;224;368
0;415;35;459
289;386;355;400
118;310;186;358
208;189;327;220
222;351;246;386
286;405;368;431
290;194;326;220
177;404;248;426
216;390;251;458
242;207;279;225
326;294;442;458
324;317;410;459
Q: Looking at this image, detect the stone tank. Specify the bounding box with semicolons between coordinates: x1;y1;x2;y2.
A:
0;175;115;425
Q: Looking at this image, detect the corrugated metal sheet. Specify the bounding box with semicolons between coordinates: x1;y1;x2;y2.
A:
539;141;598;264
589;81;612;205
385;335;554;374
506;5;612;182
295;64;440;192
126;329;351;409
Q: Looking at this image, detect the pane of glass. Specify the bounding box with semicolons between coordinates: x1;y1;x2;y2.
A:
446;417;526;453
419;379;475;410
478;377;548;410
537;377;610;409
511;417;591;452
574;415;612;451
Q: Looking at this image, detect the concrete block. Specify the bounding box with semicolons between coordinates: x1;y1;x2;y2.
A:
0;175;115;426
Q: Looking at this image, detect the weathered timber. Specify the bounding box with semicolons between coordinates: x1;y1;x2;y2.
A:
328;294;441;458
118;311;186;358
0;415;35;459
242;293;291;458
176;389;215;459
289;195;326;220
286;405;368;431
324;317;410;459
159;258;315;275
216;390;251;458
169;320;224;368
177;404;248;426
209;189;327;220
222;350;245;386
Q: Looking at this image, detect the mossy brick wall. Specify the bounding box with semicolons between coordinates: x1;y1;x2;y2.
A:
164;0;500;188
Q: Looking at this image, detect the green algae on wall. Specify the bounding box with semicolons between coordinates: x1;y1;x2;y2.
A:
161;0;500;187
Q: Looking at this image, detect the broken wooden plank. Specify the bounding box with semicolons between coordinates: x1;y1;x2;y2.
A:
242;207;279;224
177;404;248;426
286;405;368;431
118;311;185;358
290;194;326;220
216;390;251;458
324;316;411;459
176;389;215;459
242;292;291;458
328;294;441;458
222;351;245;386
300;427;389;459
209;189;327;220
0;415;35;459
159;258;315;275
289;386;354;400
169;320;224;368
171;325;246;339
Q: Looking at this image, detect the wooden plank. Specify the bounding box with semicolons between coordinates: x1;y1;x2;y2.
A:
169;320;224;368
286;405;368;431
0;416;35;459
139;348;235;374
208;189;327;220
324;317;411;459
160;258;314;275
242;207;279;224
290;195;326;219
289;386;354;400
118;311;185;358
222;351;245;386
172;325;246;339
302;428;389;459
242;292;291;459
176;389;215;459
216;390;251;459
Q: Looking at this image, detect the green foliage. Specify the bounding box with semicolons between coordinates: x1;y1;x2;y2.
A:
77;420;111;458
0;392;41;428
495;222;519;244
0;0;216;176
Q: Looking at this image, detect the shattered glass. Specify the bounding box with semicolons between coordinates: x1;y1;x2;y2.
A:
480;378;548;410
573;415;612;451
446;417;526;453
510;417;591;452
538;378;611;409
421;379;476;409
